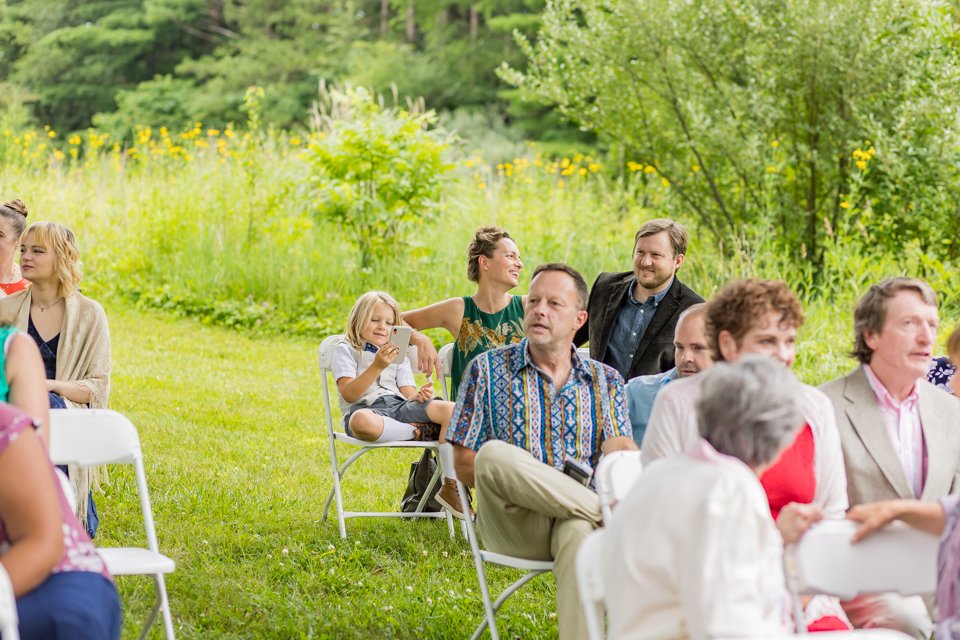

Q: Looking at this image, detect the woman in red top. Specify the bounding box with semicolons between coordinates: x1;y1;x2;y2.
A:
0;200;28;295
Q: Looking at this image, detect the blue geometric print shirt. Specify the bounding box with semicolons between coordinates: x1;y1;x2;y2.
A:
448;339;632;471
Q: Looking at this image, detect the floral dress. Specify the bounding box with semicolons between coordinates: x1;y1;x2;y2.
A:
929;357;956;394
450;295;524;400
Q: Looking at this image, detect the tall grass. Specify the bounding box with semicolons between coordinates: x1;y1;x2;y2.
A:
2;123;960;384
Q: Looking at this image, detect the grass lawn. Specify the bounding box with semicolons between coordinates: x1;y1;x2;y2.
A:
98;301;557;639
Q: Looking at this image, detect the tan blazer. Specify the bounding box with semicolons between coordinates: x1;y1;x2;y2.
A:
820;365;960;506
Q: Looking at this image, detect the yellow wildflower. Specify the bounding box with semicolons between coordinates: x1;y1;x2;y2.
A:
771;140;779;148
289;137;301;146
53;150;65;161
840;201;851;209
626;161;643;172
692;165;700;172
588;163;601;172
661;178;670;188
643;165;656;174
855;160;867;171
47;130;56;139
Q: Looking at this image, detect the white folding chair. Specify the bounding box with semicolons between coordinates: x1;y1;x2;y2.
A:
456;478;554;640
577;524;918;640
785;519;938;634
318;335;455;539
576;528;608;640
0;563;18;640
49;409;176;640
594;450;642;524
439;343;454;400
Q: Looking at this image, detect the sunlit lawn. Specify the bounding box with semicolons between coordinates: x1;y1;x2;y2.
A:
97;301;557;639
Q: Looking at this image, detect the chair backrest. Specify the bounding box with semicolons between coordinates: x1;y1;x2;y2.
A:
318;334;421;375
48;409;141;466
48;409;162;554
594;450;642;524
318;334;420;434
576;528;608;640
785;519;938;601
439;343;454;399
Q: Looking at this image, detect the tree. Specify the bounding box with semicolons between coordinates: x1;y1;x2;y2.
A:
506;0;960;266
306;85;454;268
5;0;215;131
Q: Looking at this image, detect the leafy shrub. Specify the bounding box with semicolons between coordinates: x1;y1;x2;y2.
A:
305;85;454;268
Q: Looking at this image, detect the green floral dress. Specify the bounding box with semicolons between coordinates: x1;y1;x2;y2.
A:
450;295;524;399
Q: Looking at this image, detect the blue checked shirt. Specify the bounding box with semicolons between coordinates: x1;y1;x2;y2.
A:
604;277;672;378
448;340;632;471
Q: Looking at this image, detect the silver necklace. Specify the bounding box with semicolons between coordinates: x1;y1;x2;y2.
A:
37;298;62;312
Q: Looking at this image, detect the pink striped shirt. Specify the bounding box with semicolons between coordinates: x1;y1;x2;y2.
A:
863;365;928;498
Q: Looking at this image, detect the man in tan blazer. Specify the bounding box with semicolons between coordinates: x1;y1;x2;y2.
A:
821;277;960;637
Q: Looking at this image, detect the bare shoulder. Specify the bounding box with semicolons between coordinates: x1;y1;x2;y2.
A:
403;297;465;335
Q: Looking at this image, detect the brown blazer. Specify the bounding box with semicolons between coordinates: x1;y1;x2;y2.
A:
573;271;703;380
820;365;960;506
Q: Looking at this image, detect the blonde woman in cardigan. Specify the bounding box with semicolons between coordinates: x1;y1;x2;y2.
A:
0;221;110;537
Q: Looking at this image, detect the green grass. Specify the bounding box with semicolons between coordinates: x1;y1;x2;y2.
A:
99;300;558;639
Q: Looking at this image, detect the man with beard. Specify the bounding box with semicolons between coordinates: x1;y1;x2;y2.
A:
575;218;704;381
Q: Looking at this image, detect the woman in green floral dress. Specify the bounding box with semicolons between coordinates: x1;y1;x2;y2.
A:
404;226;526;518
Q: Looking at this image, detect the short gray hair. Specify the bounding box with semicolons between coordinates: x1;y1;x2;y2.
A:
696;356;803;468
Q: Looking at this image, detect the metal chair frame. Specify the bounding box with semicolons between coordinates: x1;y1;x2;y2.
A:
49;409;176;640
318;335;454;539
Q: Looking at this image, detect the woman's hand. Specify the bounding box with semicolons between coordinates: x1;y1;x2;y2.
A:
416;380;434;402
847;500;905;542
776;502;824;544
373;343;401;370
410;332;442;378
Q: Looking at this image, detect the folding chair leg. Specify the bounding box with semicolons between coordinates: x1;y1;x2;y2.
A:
470;558;500;640
157;573;176;640
137;596;161;640
135;574;176;640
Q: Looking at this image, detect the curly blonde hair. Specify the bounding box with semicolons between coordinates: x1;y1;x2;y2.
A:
20;222;82;299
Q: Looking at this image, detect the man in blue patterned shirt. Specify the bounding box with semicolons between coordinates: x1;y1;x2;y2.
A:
449;262;636;640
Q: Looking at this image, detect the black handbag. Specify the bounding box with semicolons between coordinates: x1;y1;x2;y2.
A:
400;449;443;512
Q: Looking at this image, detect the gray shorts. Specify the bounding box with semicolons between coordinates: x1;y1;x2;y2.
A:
343;394;435;436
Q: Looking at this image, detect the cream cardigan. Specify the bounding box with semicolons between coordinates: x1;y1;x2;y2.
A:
0;288;111;409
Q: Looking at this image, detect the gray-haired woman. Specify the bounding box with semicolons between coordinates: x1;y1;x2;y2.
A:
605;356;821;639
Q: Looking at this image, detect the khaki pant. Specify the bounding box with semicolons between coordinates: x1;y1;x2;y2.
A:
474;440;602;640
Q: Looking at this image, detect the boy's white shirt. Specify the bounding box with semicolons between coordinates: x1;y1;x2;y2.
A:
331;341;416;417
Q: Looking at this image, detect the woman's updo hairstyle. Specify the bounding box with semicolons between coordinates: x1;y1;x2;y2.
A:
21;221;82;299
0;199;29;239
466;226;512;283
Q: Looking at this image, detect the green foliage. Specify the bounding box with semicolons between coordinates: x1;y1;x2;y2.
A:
305;85;454;268
508;0;960;270
3;0;213;131
0;0;568;143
